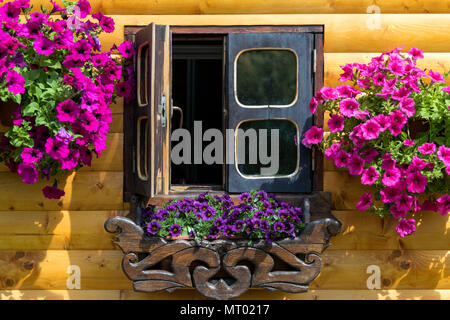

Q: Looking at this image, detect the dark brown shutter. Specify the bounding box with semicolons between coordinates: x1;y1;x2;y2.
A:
226;32;314;193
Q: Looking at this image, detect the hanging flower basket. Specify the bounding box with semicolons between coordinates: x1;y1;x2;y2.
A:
0;0;134;199
303;47;449;237
105;191;341;300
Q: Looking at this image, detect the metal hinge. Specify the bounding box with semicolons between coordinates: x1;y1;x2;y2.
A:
158;93;167;127
313;49;316;74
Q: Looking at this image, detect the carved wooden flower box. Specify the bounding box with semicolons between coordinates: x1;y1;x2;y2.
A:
105;192;341;300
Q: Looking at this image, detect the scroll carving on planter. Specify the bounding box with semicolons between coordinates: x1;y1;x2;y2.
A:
105;214;341;300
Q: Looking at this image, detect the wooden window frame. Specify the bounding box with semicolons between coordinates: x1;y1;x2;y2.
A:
123;25;324;203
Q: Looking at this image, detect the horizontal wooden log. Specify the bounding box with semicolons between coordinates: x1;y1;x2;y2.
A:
0;249;448;290
2;289;450;300
331;211;450;250
0;134;123;172
0;209;446;250
0;210;126;250
0;172;124;211
98;14;450;53
31;0;450;14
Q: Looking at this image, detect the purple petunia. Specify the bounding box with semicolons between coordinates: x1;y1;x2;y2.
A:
56;99;79;123
21;147;42;165
273;221;285;233
42;185;65;199
169;224;182;237
17;163;38;184
147;221;161;235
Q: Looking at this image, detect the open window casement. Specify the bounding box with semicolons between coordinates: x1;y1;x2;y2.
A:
125;25;320;200
132;23;171;198
226;33;314;193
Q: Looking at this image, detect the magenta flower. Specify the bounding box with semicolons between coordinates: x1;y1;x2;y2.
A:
395;219;416;238
309;97;318;114
360;148;378;163
33;36;55;56
75;0;91;19
372;72;386;86
406;171;427;193
42;185;65;199
339;98;359;117
21;148;42;165
0;2;21;20
302;126;323;147
418;143;436;155
324;143;340;161
361;166;379;185
348;153;364;176
17;163;38;184
118;41;135;59
380;187;399;203
361;120;380;140
93;13;116;33
436;195;449;216
45;137;70;160
373;114;391;132
327;114;345;133
442;86;450;94
382;168;401;187
403;139;415;146
389;204;407;219
408;47;424;60
437;145;450;166
5;70;25;95
318;86;338;101
428;69;445;83
356;193;372;211
71;39;92;61
60;149;80;170
392;86;410;101
398;97;415;117
79;112;100;132
388;60;404;76
56;99;79;123
408;156;427;172
336;85;360;98
396;193;414;212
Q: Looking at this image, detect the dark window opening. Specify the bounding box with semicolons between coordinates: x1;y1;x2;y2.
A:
171;37;224;187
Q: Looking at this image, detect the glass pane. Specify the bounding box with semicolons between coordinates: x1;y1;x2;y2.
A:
137;117;148;180
236;50;297;106
236;119;298;177
138;44;149;106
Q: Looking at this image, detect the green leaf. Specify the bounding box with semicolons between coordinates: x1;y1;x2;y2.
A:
22;102;39;117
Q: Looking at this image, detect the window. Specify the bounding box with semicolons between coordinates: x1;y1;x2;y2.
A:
123;25;324;201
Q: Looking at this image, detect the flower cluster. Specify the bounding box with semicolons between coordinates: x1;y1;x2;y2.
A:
0;0;135;199
303;47;449;237
141;190;305;243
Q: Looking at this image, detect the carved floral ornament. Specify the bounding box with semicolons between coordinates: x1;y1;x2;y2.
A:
105;213;340;300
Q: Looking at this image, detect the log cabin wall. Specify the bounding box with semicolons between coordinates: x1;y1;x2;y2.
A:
0;0;449;300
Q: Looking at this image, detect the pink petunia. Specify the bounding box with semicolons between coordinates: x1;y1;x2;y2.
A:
403;139;415;146
408;47;424;60
118;41;135;59
45;137;70;160
398;97;415;118
356;193;372;211
396;193;414;212
392;86;410;101
418;143;436;155
348;153;364;176
361;120;381;140
436;195;449;216
56;99;80;123
408;155;427;172
309;97;318;114
324;143;341;161
361;148;379;163
382;168;401;187
327;114;345;133
17;163;38;184
333;149;350;168
389;204;408;219
395;219;416;238
339;98;360;117
21;148;42;165
442;86;450;94
437;145;450;166
373;114;391;132
33;36;55;56
406;171;427;193
302;126;323;147
372;72;386;86
428;69;445;83
75;0;91;19
388;60;405;76
318;86;339;101
361;166;379;185
380;187;399;203
5;70;25;95
336;85;360;98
